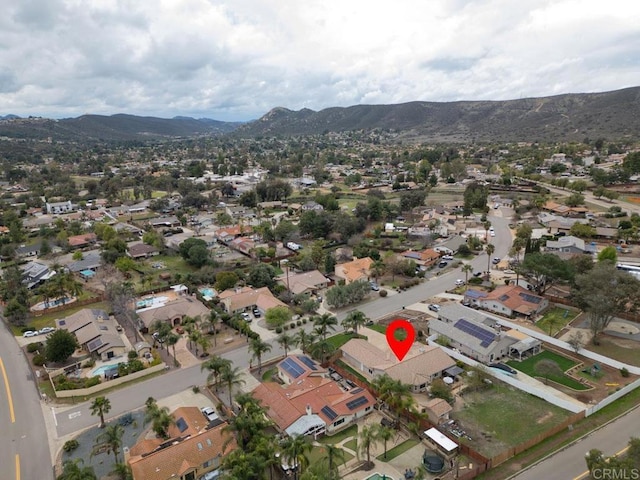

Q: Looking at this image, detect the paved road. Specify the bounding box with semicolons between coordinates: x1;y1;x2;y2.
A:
0;323;53;480
512;405;640;480
51;213;514;439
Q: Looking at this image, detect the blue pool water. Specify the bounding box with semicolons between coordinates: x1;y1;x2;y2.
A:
199;288;215;298
91;364;120;377
366;475;395;480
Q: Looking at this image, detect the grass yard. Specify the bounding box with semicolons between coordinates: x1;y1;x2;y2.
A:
307;445;354;466
377;438;420;462
15;301;110;335
318;424;358;444
536;307;579;336
506;350;589;390
344;438;357;451
366;324;406;340
326;332;366;350
585;338;640;367
453;383;571;457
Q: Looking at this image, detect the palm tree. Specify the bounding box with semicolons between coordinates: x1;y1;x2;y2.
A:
207;311;220;346
510;236;527;286
276;332;294;357
189;330;202;356
57;459;97;480
341;310;368;335
370;259;386;281
313;313;337;341
295;330;317;354
165;332;179;366
220;364;246;408
92;423;124;464
323;443;346;479
110;463;133;480
482;220;492;241
197;334;211;358
282;434;312;480
461;263;473;285
376;424;394;459
358;424;377;467
486;243;495;274
90;396;111;428
143;397;174;439
201;356;232;391
249;337;272;373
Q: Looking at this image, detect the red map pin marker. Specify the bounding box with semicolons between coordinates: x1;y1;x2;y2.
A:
386;319;416;361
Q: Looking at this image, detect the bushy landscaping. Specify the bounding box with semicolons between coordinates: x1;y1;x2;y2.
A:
536;307;579;336
506;350;589;390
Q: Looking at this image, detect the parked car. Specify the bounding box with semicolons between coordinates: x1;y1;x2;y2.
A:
455;279;465;286
492;257;501;265
23;330;38;338
438;261;448;268
369;281;380;291
473;271;482;277
441;255;454;261
241;312;252;322
38;327;55;335
428;304;441;312
252;308;261;318
201;406;219;422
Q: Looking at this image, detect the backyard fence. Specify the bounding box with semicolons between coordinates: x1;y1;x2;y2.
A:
585;376;640;416
30;295;106;317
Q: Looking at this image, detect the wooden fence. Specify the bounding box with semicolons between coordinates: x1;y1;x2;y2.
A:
30;295;106;317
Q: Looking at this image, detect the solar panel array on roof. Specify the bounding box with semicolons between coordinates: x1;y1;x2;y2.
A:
87;338;104;352
299;355;318;370
346;396;368;410
499;294;510;301
454;319;496;348
281;357;305;378
519;293;542;304
321;405;338;420
350;388;363;394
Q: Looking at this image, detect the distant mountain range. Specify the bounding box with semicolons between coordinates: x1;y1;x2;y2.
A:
236;86;640;143
0;114;242;143
2;86;639;144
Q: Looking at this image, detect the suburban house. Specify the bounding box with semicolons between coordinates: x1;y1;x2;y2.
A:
67;233;98;249
544;235;595;258
55;309;126;361
67;250;102;276
340;330;456;392
464;285;549;319
276;269;330;295
334;257;373;284
137;296;210;330
429;304;542;364
46;200;76;215
435;234;467;254
218;286;287;315
127;406;235;480
127;242;161;259
21;261;56;289
301;201;324;211
400;248;441;267
252;355;375;437
150;216;182;228
215;225;251;244
16;242;42;258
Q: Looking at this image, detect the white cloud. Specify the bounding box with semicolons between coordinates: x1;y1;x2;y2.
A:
0;0;638;120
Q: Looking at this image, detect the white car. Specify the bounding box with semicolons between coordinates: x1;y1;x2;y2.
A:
23;330;38;338
455;279;465;286
428;304;441;312
241;312;252;322
201;406;219;422
38;327;55;335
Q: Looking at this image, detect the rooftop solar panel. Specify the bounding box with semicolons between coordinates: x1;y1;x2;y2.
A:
87;338;104;352
176;417;188;433
346;396;368;410
281;357;305;378
350;388;363;394
321;406;338;420
454;319;496;348
519;293;542;304
299;355;318;370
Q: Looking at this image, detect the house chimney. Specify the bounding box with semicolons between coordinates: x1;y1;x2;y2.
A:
306;404;312;415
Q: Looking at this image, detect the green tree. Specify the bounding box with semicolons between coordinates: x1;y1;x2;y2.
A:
377;424;394;459
265;305;292;329
461;263;473;285
358;424;378;467
276;332;295;357
247;263;277;288
220;364;246;408
485;243;495;273
45;329;79;363
92;424;124;464
313;313;338;341
249;337;272;373
143;397;174;439
201;355;232;391
341;310;368;335
90;396;111;428
215;271;239;291
282;434;312;480
57;459;97;480
597;245;618;264
520;252;573;294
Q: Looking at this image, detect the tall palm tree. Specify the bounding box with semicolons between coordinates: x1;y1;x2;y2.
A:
207;311;220;346
197;334;211;357
90;396;111;428
486;243;495;274
201;356;232;391
276;332;294;357
220;364;246;408
249;337;272;373
295;330;317;354
165;332;179;366
281;434;312;480
341;310;368;335
143;397;174;439
510;236;527;286
110;463;133;480
57;459;97;480
461;263;473;285
358;424;377;467
370;259;386;281
189;330;202;356
323;443;346;479
376;424;394;459
482;220;492;241
313;313;337;341
92;423;124;464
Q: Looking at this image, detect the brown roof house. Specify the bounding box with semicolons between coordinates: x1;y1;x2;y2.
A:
400;248;441;267
67;233;97;249
340;329;455;393
127;406;235;480
277;269;330;295
334;257;373;284
217;286;287;315
127;242;160;259
252;355;375;437
137;296;210;329
473;284;549;319
55;309;126;361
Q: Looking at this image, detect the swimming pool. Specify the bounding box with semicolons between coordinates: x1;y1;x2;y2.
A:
91;364;120;377
135;296;168;310
199;288;215;300
365;474;395;480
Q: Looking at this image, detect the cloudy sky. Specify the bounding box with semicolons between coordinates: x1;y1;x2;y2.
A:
1;0;638;121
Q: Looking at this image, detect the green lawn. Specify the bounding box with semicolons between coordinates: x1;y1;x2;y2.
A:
14;301;110;335
307;445;354;466
367;323;406;340
318;424;358;444
344;438;357;451
453;383;571;457
536;307;579;336
376;438;420;462
506;350;589;390
326;332;366;350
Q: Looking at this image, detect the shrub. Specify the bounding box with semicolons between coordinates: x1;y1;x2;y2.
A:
379;289;388;297
27;342;43;353
84;376;101;388
275;327;283;334
84;358;96;368
302;318;307;324
621;367;630;378
296;320;302;326
63;439;79;453
290;322;296;329
33;354;45;366
128;350;138;359
469;277;483;285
